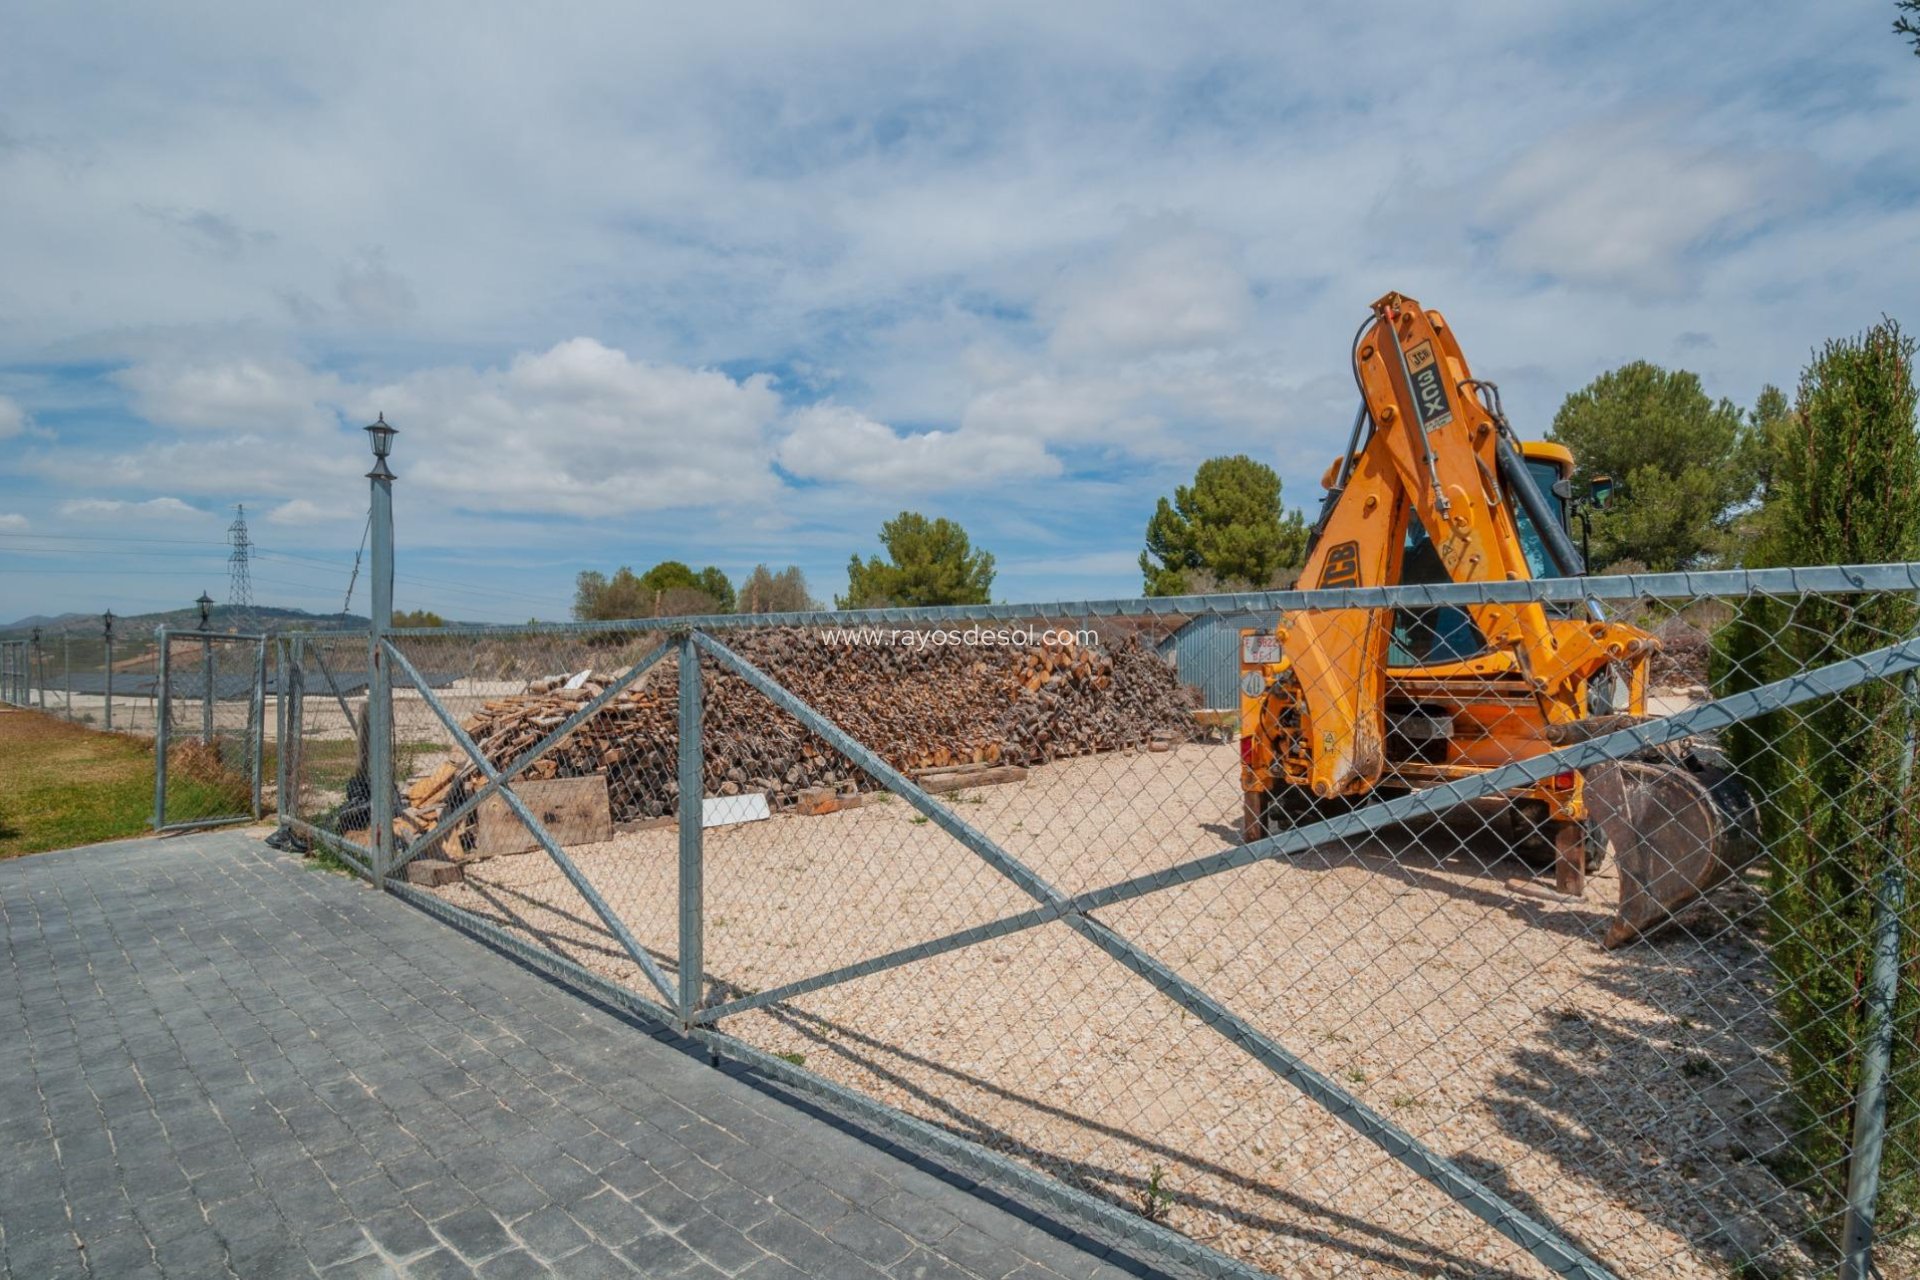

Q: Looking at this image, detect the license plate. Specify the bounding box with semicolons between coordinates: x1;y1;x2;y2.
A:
1241;634;1282;665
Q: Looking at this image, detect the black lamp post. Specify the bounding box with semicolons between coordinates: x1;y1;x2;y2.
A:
195;592;216;741
102;610;115;730
365;413;397;477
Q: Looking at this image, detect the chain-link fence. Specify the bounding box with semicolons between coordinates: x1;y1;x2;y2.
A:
0;639;29;706
280;563;1920;1279
151;628;268;831
0;626;164;733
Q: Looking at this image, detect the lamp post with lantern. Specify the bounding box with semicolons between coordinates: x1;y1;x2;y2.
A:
197;591;216;743
365;414;398;880
102;610;115;731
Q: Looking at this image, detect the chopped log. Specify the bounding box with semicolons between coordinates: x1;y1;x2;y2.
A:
407;761;458;808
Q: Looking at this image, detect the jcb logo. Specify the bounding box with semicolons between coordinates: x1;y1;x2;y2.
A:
1320;540;1362;589
1405;340;1453;430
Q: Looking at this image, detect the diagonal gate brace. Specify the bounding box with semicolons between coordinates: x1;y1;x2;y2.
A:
389;640;674;874
383;639;681;1008
690;630;1615;1279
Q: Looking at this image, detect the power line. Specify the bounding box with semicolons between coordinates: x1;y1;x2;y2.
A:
0;531;231;545
341;512;371;617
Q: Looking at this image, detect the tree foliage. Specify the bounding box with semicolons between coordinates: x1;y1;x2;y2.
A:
573;561;734;619
1139;455;1309;596
1718;318;1920;1226
1899;0;1920;56
739;564;818;613
388;609;444;628
572;568;645;621
1548;361;1754;571
840;513;994;608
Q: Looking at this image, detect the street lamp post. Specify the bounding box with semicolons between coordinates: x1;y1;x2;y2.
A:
365;414;398;881
197;591;216;744
102;610;115;731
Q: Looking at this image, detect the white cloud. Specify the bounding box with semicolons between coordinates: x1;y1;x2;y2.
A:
116;358;344;434
777;402;1056;491
1045;219;1255;359
0;396;27;438
336;250;418;325
58;496;210;520
369;338;784;515
1475;117;1809;298
267;498;360;526
0;3;1913;615
0;512;27;530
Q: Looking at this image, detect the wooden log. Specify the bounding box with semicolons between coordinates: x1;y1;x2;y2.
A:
918;765;1029;794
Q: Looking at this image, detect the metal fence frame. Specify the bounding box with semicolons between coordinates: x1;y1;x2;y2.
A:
152;625;269;833
279;561;1920;1280
0;638;29;706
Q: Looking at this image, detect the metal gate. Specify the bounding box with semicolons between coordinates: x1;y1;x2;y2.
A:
282;563;1920;1280
152;626;268;832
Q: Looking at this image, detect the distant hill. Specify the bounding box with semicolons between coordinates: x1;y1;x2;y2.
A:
1;604;371;640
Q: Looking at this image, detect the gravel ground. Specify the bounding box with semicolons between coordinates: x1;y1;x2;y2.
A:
428;742;1902;1279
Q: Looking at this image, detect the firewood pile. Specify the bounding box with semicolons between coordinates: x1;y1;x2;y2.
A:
408;630;1196;829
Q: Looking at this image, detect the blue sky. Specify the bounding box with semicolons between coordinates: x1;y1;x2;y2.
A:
2;2;1918;622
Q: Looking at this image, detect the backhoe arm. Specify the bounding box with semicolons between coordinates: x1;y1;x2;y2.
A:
1263;293;1643;798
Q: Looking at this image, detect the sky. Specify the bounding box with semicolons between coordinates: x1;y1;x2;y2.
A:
3;2;1918;623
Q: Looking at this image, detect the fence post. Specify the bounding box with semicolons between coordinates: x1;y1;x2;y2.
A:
250;635;267;820
1840;644;1918;1279
63;630;70;718
35;630;44;709
201;634;215;744
274;640;288;828
1841;863;1906;1279
677;632;704;1030
103;611;114;731
286;636;306;834
365;415;397;884
153;628;170;829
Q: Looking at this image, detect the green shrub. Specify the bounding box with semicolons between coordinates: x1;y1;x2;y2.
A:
1719;319;1920;1238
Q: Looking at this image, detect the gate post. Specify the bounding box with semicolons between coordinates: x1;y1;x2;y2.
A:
677;632;704;1029
1840;645;1919;1280
365;415;398;884
103;610;114;731
286;636;306;836
153;628;170;829
274;640;288;829
251;636;268;820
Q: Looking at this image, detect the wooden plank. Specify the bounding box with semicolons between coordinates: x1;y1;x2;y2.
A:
470;774;613;857
919;765;1028;794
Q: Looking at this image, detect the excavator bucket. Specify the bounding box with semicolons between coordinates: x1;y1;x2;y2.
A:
1584;749;1760;948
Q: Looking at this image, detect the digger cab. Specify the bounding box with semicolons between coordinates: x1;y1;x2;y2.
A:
1388;441;1576;665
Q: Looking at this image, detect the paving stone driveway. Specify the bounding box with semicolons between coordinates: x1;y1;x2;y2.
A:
0;831;1167;1279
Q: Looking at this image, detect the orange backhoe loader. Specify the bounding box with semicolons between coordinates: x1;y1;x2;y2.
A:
1238;292;1753;946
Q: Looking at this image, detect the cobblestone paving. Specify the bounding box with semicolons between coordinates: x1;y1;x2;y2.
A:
0;831;1168;1279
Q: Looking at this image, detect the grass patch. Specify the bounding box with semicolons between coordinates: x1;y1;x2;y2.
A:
0;709;235;857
